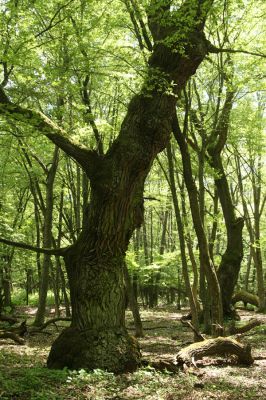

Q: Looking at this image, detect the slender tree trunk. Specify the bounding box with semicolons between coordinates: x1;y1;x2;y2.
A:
208;151;244;318
178;177;201;316
209;190;219;262
236;153;265;311
172;115;223;334
34;147;59;326
166;143;199;336
252;157;266;312
124;264;144;337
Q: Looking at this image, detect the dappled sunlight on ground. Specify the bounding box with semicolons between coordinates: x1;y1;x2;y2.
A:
1;307;266;399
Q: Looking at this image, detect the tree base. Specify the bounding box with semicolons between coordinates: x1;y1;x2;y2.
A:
47;327;141;373
223;304;241;320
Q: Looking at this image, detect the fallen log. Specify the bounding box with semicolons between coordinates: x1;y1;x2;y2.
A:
7;320;28;336
228;319;262;335
0;330;25;345
29;317;72;333
0;314;18;325
232;290;259;308
176;337;253;367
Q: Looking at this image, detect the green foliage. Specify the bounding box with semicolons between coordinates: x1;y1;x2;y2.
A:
12;289;55;307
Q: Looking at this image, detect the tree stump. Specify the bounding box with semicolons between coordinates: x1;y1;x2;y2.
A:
176;337;253;367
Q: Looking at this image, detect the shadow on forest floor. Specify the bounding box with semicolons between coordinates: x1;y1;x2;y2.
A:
1;307;266;399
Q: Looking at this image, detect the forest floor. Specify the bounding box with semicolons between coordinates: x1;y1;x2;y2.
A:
0;306;266;399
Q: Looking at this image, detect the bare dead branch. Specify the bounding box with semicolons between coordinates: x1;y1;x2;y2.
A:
180;317;206;341
30;317;72;332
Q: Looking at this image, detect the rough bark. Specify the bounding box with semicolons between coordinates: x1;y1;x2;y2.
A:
47;254;141;372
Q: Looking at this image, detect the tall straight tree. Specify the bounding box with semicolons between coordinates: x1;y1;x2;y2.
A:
0;0;221;372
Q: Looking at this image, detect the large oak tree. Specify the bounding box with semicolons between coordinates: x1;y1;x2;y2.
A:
0;0;224;372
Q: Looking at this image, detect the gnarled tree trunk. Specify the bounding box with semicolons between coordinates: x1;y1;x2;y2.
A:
0;0;215;373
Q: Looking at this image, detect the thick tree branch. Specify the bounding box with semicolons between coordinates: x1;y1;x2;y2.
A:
124;0;145;50
0;62;14;87
0;87;100;176
0;237;68;256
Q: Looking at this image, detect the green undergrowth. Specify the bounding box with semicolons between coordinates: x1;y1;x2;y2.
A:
0;349;195;400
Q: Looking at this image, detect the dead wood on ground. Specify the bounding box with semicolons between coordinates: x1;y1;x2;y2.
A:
176;336;253;367
29;317;72;333
232;290;259;308
0;330;25;345
0;320;28;345
180;317;206;341
0;314;18;325
228;318;262;335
